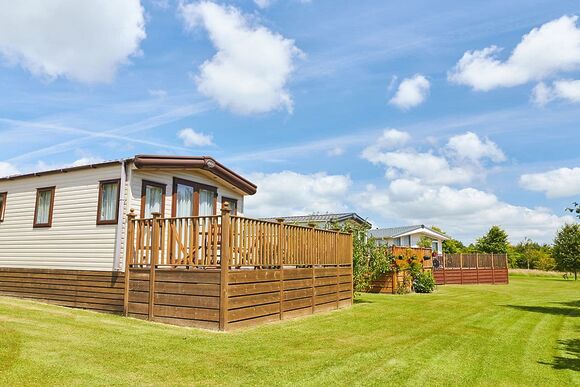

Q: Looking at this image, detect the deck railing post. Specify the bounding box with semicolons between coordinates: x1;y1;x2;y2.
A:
219;203;231;331
148;212;161;321
124;209;136;317
277;219;285;320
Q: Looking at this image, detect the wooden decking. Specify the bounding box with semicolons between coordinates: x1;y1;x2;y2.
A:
123;205;354;330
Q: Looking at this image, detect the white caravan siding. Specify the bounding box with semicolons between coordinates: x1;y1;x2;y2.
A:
128;169;244;217
0;165;123;270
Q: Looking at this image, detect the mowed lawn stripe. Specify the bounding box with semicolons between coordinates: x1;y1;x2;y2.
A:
0;276;577;386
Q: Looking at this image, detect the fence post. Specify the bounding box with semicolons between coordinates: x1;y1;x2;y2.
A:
148;212;161;321
124;209;136;317
334;230;340;309
474;253;478;284
460;253;463;285
219;203;231;331
491;252;495;285
442;254;446;285
505;254;509;284
277;219;285;320
310;223;316;314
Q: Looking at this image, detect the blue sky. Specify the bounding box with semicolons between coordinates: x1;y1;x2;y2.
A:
0;0;579;243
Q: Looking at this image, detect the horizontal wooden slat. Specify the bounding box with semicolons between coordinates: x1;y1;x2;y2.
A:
228;281;280;297
154;305;219;322
229;292;280;310
228;270;279;284
228;303;280;322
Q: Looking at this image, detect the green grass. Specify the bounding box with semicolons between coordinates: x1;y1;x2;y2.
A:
0;277;578;386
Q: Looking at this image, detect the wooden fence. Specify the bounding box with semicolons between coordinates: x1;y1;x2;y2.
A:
433;253;508;285
124;205;353;330
370;246;433;294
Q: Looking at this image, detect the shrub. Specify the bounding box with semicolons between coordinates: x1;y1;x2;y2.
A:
412;271;436;293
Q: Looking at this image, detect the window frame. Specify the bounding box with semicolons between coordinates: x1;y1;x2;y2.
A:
96;179;121;225
221;196;238;215
33;186;55;228
171;177;218;217
140;180;166;218
0;192;6;222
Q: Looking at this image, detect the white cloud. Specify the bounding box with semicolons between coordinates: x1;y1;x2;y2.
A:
244;171;352;217
389;74;430;109
520;167;580;198
361;130;505;185
70;157;105;167
449;15;580;91
178;128;214;147
0;0;146;83
179;1;301;114
532;79;580;105
446;132;506;163
357;180;572;243
254;0;271;8
0;162;19;178
361;128;410;163
327;147;344;157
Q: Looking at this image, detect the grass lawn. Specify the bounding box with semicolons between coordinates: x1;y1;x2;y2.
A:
0;276;578;386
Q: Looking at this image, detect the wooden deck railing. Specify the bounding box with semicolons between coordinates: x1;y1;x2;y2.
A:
125;205;353;269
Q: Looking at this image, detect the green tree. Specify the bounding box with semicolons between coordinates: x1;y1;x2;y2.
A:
417;236;433;249
430;226;465;254
552;223;580;280
345;225;394;292
475;226;509;253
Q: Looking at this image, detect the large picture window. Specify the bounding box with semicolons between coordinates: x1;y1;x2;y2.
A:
34;187;55;228
141;180;166;218
0;192;6;222
171;178;217;217
97;179;121;225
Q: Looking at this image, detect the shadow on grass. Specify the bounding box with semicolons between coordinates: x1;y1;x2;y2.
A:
503;304;579;317
558;300;580;308
539;339;580;372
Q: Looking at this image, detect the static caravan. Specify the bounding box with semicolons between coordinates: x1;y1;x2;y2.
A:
0;155;353;330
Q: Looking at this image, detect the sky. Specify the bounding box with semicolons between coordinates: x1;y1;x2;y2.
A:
0;0;579;244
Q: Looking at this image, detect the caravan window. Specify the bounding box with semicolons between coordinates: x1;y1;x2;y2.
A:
141;180;166;218
0;192;6;222
34;187;55;227
97;179;121;225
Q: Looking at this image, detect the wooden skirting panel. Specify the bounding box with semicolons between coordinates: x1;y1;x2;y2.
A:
0;267;124;313
127;268;221;330
226;266;353;330
433;268;509;285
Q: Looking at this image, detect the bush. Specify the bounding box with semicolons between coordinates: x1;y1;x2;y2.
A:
412;271;436;293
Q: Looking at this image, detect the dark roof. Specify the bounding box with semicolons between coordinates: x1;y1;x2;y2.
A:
369;225;449;239
0;155;257;195
261;213;371;228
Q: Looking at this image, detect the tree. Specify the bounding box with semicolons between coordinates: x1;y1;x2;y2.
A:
417;236;433;249
552;223;580;280
566;202;580;219
475;226;509;254
430;226;465;254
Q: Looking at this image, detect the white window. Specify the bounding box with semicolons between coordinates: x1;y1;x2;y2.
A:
141;181;165;218
97;180;120;224
432;240;439;252
175;183;194;217
34;187;55;227
199;189;214;216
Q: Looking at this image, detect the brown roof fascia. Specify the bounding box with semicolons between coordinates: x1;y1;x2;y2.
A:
133;155;257;195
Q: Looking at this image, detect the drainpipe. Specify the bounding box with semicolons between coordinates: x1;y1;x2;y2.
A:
113;160;127;271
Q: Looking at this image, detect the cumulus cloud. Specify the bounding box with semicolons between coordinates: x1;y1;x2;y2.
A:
244;171;352;217
446;132;506;163
179;1;301;114
356;181;571;243
361;130;504;185
449;15;580;91
531;79;580;105
0;162;19;178
389;74;430;109
178;128;214;147
0;0;146;83
520;167;580;198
